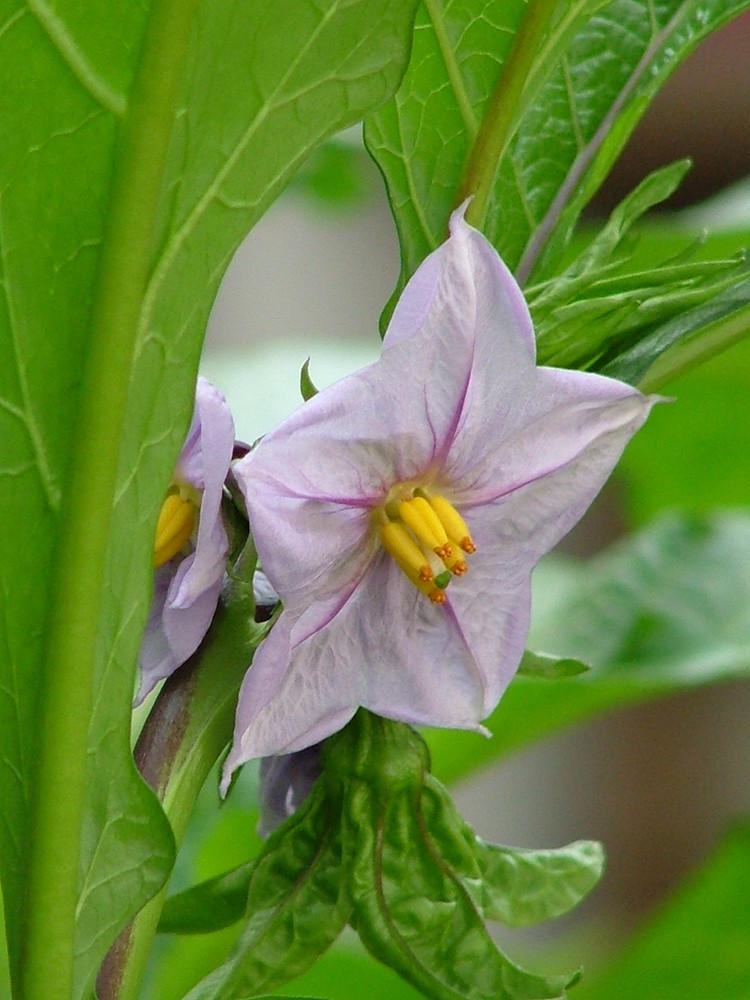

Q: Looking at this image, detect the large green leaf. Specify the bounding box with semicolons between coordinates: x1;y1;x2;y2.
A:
575;824;750;1000
428;511;750;784
365;0;750;312
0;2;419;996
364;0;604;315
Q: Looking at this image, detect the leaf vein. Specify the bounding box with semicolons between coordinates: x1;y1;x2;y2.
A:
24;0;126;117
140;1;342;335
0;197;61;508
423;0;479;140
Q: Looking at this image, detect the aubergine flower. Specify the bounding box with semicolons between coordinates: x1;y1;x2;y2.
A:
136;377;235;703
221;206;655;789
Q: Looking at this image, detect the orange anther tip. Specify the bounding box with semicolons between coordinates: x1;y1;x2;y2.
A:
461;538;476;554
429;589;446;605
434;544;452;559
419;566;434;582
451;561;468;576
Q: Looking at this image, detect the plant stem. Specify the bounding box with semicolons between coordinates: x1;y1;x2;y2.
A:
459;0;556;232
96;591;266;1000
20;2;197;997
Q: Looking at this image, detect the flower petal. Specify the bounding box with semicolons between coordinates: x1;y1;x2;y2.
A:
257;745;322;838
135;567;174;704
135;557;225;704
237;204;537;610
445;369;654;510
172;378;234;606
221;553;497;786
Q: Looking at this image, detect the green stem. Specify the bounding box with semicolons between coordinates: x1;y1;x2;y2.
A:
96;588;267;1000
21;2;197;997
459;0;557;231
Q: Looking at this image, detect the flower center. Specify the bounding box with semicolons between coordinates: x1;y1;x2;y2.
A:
376;489;476;605
153;490;197;568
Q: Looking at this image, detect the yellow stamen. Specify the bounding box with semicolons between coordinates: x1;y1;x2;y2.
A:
380;521;434;589
377;489;477;604
427;495;476;554
397;497;451;558
154;492;196;568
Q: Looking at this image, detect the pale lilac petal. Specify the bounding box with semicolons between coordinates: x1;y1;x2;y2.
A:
236;207;535;609
239;465;378;612
383;203;536;360
444;371;655;507
173;379;234;606
163;555;224;662
135;567;174;704
176;377;233;489
257;745;322;838
253;570;279;609
225;208;656;775
138;378;234;702
221;555;493;783
221;606;359;794
136;558;225;704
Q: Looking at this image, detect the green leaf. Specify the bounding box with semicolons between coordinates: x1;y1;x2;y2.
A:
505;0;750;283
184;780;351;1000
575;825;750;1000
620;335;750;521
523;160;750;376
1;2;420;996
469;840;605;927
366;0;750;312
428;511;750;784
517;651;589;680
365;0;603;319
603;272;750;388
332;713;575;1000
159;860;258;935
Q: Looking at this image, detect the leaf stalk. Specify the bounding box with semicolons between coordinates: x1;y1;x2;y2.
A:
459;0;557;232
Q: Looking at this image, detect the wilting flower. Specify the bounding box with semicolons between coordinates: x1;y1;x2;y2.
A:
221;206;655;790
136;377;235;703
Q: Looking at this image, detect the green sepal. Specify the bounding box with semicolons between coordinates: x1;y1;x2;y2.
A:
329;712;579;1000
183;777;351;1000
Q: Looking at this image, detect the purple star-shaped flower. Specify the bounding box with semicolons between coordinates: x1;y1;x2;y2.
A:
137;377;235;703
222;207;655;789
